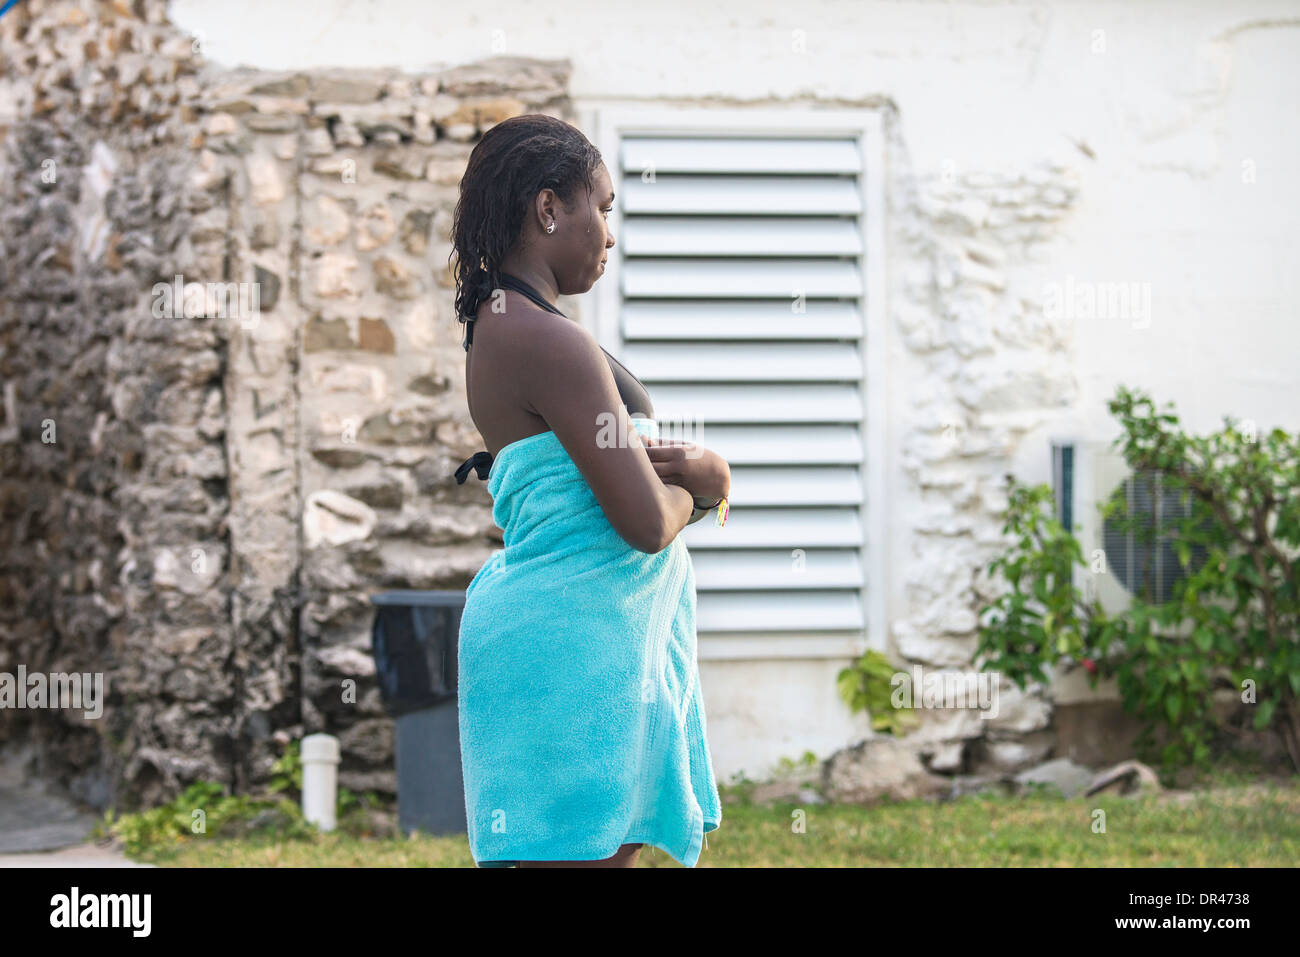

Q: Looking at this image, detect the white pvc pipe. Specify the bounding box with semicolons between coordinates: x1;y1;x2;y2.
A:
300;733;340;832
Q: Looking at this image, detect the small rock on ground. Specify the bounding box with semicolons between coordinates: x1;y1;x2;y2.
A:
1013;757;1095;798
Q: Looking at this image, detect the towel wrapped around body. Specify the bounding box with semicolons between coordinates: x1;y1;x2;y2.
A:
457;415;722;866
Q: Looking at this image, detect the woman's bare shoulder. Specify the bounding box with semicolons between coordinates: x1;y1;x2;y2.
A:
489;301;594;365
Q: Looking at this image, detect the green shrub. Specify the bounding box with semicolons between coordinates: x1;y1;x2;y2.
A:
976;385;1300;776
95;780;315;856
96;738;388;855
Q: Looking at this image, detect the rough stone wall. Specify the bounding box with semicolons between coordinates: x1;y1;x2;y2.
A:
0;0;232;810
0;0;568;808
883;127;1084;777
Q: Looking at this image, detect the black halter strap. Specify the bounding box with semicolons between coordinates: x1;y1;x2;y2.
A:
497;272;568;317
456;272;568;482
463;272;566;351
454;451;493;484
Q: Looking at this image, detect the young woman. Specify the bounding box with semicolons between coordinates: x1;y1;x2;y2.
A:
448;114;728;868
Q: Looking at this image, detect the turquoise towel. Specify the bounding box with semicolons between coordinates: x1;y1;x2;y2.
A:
457;415;722;866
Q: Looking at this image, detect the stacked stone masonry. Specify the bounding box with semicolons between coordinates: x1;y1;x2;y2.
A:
0;0;570;809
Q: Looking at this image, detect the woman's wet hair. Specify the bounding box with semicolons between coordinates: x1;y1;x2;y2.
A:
449;114;603;327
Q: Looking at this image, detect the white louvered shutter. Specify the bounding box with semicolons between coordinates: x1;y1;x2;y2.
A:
614;134;870;636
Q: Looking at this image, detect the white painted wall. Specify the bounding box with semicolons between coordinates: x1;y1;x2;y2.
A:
173;0;1300;432
170;0;1300;781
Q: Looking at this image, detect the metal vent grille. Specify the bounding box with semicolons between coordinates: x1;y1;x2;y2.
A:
1101;470;1210;604
615;134;870;634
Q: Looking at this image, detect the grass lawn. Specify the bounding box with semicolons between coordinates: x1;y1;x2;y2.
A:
126;772;1300;867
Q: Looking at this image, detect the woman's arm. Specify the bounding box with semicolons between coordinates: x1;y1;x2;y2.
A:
645;438;731;526
644;439;731;499
518;315;694;553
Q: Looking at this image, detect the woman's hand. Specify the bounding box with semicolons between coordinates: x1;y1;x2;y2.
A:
643;438;730;503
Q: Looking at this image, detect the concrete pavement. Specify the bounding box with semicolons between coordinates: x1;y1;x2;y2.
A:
0;841;155;867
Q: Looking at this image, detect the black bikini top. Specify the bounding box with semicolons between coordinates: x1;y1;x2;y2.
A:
454;271;654;484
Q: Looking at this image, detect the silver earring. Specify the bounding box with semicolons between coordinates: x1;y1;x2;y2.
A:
546;222;555;234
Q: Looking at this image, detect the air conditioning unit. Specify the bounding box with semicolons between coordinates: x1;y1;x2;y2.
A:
1047;438;1207;703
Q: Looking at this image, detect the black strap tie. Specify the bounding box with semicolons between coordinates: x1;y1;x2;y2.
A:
454;451;493;484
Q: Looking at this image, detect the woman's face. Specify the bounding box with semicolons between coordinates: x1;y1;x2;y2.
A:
552;162;616;295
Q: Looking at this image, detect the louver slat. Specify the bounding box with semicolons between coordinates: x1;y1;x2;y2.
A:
622;137;862;175
715;467;862;506
650;384;863;423
624;343;861;383
622;259;862;297
680;507;862;548
621;178;861;215
623;300;862;340
690;549;864;589
623;216;862;255
697;591;865;632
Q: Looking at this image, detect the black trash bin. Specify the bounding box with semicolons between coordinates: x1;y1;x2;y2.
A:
370;590;467;838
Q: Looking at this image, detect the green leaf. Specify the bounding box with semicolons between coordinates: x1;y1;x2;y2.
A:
1253;697;1277;731
1165;694;1182;723
835;669;859;708
1193;627;1214;653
